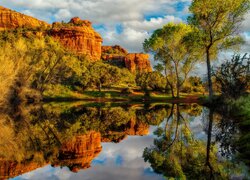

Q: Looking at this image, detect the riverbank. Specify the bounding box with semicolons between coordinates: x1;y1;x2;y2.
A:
43;87;205;104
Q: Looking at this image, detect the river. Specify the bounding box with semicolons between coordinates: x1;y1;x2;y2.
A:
0;102;249;179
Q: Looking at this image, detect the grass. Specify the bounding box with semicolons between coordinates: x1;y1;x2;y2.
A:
43;84;205;104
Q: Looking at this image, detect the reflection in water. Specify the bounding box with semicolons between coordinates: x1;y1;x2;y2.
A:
143;104;249;179
0;102;249;179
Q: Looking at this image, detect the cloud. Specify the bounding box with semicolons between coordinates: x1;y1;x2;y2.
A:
100;15;183;52
0;0;189;23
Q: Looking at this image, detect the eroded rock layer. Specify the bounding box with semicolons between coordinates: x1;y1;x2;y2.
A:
50;17;103;61
125;53;152;73
101;45;152;73
0;6;49;30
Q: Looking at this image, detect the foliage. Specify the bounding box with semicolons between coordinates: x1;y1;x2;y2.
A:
144;23;201;97
136;71;166;93
181;76;205;93
187;0;250;98
213;54;250;99
143;105;244;179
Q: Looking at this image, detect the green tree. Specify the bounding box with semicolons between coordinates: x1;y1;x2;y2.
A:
188;0;250;99
213;54;250;99
136;71;165;93
144;23;200;98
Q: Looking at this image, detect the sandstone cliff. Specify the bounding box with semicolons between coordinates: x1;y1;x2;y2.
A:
0;6;152;70
102;45;152;73
50;17;102;61
125;53;152;73
0;6;49;31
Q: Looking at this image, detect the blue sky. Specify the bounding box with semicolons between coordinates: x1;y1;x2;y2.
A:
0;0;191;52
0;0;249;64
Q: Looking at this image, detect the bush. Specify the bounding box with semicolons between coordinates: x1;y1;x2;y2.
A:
213;54;250;99
121;88;133;94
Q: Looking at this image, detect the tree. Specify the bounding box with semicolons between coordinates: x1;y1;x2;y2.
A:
144;23;200;98
136;71;166;93
87;62;122;91
188;0;250;99
213;54;250;99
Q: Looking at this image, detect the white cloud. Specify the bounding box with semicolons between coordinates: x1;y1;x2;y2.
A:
55;9;72;21
124;15;182;32
0;0;192;54
100;15;183;52
1;0;184;23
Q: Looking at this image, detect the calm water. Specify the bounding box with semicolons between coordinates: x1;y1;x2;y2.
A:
0;102;249;179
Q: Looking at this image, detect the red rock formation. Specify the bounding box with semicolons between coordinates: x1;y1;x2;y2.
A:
101;45;152;73
50;17;102;61
0;6;49;31
56;131;102;172
125;53;152;73
102;45;128;56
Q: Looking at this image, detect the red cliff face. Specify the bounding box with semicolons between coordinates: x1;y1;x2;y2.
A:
101;45;152;73
50;17;103;61
56;131;102;172
125;53;152;73
0;6;49;31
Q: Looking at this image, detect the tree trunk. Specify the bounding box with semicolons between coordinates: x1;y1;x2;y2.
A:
206;48;213;99
206;108;214;177
165;66;175;98
174;63;180;98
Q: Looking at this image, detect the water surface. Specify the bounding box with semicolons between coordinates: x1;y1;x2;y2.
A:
0;102;249;179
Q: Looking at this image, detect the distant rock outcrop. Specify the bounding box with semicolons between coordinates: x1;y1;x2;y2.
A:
0;6;152;70
0;6;49;30
50;17;103;61
125;53;152;73
102;45;152;73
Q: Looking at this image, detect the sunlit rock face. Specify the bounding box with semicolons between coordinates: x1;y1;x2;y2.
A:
50;17;103;61
102;45;152;73
0;6;49;31
125;53;152;73
56;131;102;172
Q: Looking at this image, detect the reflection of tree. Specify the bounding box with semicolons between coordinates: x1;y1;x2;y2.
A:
0;103;169;178
143;105;242;179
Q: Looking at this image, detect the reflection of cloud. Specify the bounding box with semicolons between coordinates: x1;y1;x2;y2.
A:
14;134;163;180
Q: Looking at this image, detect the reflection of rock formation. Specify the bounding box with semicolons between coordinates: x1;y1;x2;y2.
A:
55;131;102;172
102;45;152;73
0;6;49;31
102;118;149;143
0;131;102;179
0;160;47;180
50;17;102;61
